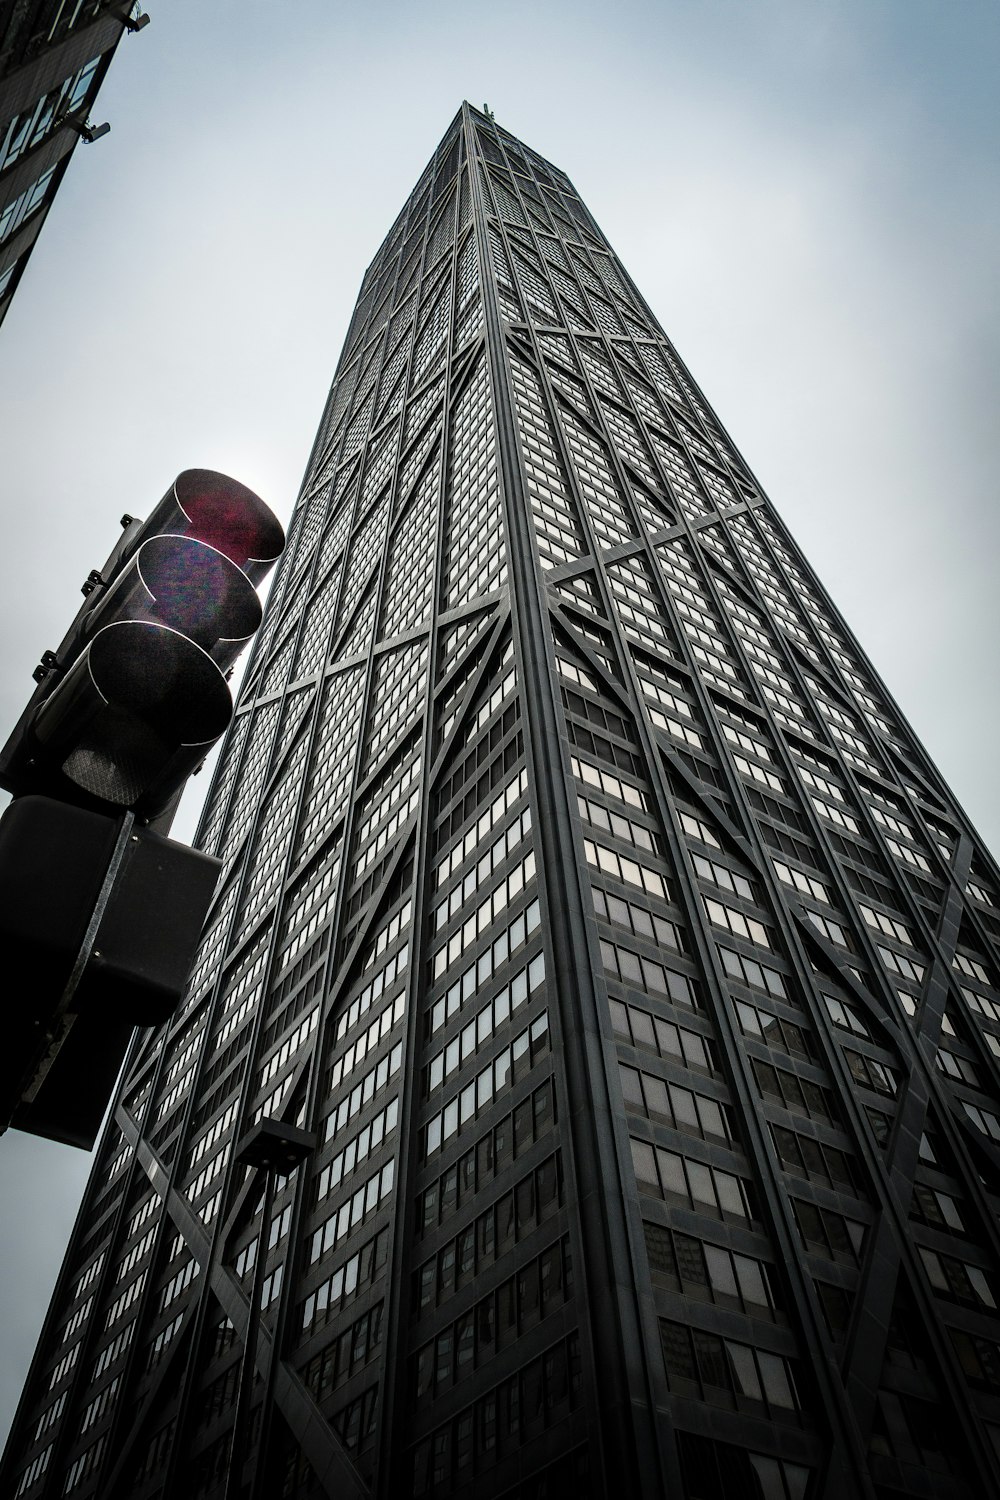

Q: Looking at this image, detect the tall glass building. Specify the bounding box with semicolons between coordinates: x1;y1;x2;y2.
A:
5;102;1000;1500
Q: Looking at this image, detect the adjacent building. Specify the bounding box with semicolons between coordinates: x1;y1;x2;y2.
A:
0;0;146;329
5;102;1000;1500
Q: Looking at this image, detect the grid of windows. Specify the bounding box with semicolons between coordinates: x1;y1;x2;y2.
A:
442;356;505;606
509;353;585;568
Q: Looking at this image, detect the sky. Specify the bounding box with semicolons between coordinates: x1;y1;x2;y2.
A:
1;0;998;1449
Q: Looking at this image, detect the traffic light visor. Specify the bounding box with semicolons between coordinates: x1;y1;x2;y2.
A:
82;534;262;671
32;620;232;813
142;469;284;586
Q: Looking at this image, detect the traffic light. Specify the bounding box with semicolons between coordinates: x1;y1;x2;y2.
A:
1;467;284;818
0;469;284;1147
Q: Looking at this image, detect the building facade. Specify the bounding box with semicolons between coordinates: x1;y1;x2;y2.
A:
0;0;146;329
5;102;1000;1500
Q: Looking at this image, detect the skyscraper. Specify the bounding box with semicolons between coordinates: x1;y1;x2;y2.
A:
5;99;1000;1499
0;1;147;330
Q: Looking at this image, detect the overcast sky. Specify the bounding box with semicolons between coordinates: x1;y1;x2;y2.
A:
1;0;998;1449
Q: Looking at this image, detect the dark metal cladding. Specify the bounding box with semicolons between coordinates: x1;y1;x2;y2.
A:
6;104;1000;1500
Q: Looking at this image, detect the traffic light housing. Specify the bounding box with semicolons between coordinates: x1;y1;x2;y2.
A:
0;468;284;818
0;796;221;1148
0;469;284;1147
